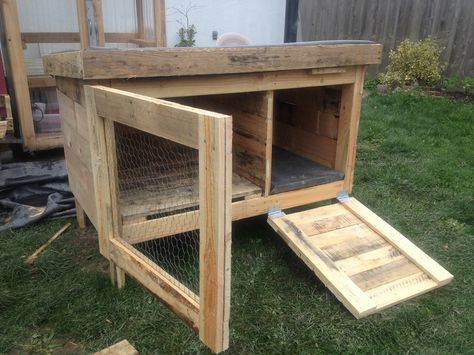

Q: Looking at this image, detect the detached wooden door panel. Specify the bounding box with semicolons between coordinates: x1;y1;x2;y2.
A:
267;197;453;318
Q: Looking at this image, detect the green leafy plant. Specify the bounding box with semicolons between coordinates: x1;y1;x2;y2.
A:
173;3;198;47
380;38;445;86
176;25;196;47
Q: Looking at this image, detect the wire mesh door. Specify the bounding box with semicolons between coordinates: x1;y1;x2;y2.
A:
85;85;232;353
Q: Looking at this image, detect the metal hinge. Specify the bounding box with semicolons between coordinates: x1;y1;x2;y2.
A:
268;206;285;219
336;190;350;203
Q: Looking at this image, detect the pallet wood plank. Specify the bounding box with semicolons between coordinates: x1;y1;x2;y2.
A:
110;68;357;99
351;258;421;291
198;113;232;352
268;215;377;318
43;43;382;79
109;239;199;330
366;272;438;311
340;198;453;285
92;86;228;150
319;224;387;261
335;245;404;276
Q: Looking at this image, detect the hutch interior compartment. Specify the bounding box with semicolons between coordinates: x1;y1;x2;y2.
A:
272;87;345;194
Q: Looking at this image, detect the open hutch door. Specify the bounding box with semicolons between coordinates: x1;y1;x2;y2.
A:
85;86;232;353
268;194;453;318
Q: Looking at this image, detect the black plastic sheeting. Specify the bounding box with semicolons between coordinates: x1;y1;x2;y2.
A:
0;160;75;231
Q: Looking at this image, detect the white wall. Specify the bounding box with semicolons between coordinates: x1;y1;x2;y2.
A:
164;0;286;47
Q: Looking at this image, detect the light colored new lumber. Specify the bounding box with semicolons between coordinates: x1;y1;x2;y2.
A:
340;198;453;285
268;215;377;318
109;238;199;330
93;339;138;355
25;223;71;264
198;112;232;352
111;68;357;99
91;86;228;149
43;43;382;79
154;0;166;46
1;0;35;150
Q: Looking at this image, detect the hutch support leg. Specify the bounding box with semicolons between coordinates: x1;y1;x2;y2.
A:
199;114;232;353
75;198;87;229
110;260;126;289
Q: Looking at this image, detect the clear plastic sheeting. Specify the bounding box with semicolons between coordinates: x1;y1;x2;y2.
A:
0;160;74;231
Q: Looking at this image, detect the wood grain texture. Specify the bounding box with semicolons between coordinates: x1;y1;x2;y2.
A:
43;43;382;79
109;239;199;330
198;113;232;352
92;86;228;149
153;0;166;46
110;68;357;99
335;66;365;192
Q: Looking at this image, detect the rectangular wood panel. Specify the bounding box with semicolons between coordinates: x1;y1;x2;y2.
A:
267;198;453;318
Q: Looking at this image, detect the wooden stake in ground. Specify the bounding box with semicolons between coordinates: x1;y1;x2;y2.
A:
25;223;71;265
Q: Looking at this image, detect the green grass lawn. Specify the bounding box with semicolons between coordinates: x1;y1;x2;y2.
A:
1;92;473;354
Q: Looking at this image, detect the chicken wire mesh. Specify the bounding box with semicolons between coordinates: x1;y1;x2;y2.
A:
113;122;200;299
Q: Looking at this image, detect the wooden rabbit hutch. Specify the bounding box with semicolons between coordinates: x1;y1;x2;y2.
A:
44;42;452;353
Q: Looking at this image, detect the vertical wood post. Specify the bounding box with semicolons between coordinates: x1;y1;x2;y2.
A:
75;198;87;229
154;0;166;46
76;0;90;48
84;86;112;257
84;86;126;287
92;0;106;47
1;0;35;150
136;0;145;40
335;65;365;193
199;114;232;353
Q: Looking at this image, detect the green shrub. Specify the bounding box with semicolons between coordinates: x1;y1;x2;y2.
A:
381;38;445;86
